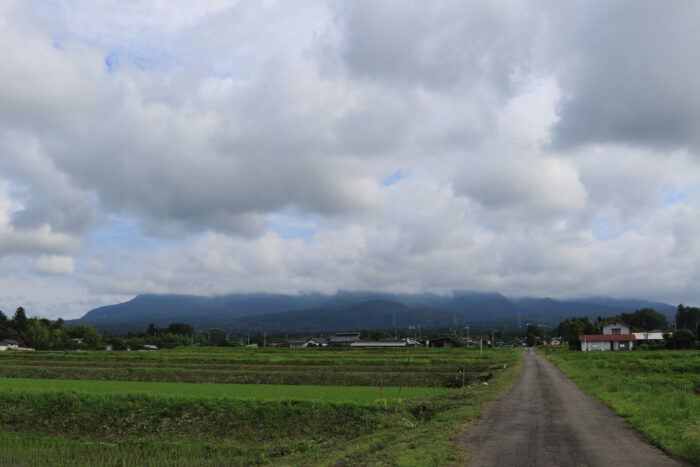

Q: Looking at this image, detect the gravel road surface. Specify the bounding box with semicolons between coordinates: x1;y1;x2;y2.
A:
459;348;681;466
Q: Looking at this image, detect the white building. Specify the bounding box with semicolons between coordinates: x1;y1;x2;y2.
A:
632;330;664;342
579;323;636;351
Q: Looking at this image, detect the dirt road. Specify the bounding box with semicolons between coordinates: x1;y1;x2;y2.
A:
459;348;681;466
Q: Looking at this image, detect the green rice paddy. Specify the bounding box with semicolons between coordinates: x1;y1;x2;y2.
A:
0;377;448;403
0;346;522;465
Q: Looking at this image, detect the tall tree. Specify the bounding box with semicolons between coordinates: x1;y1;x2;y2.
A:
12;307;28;332
556;316;597;346
24;318;51;350
620;308;669;340
676;304;700;336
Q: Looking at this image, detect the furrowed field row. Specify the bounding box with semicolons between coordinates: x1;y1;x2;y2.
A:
0;366;483;387
0;435;270;467
0;349;516;366
0;358;493;373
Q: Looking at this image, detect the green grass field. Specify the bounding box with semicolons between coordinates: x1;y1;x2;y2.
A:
0;347;522;465
0;377;447;403
543;349;700;464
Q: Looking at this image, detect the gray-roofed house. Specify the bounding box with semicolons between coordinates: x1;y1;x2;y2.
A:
330;332;361;346
0;339;20;351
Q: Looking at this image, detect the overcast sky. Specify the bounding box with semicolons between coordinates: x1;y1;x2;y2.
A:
1;0;700;319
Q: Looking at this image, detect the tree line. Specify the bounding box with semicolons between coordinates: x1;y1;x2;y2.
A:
0;307;102;350
0;308;208;350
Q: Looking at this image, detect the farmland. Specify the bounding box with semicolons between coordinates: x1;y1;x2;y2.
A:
0;347;510;387
543;349;700;464
0;347;521;465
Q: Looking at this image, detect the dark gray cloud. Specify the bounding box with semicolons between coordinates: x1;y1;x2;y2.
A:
338;1;540;94
551;1;700;152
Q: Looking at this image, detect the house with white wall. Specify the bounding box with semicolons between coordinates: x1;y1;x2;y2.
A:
579;323;636;351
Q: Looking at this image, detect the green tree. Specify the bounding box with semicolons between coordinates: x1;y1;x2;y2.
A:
676;304;700;336
167;323;194;336
24;318;51;350
104;336;128;351
12;307;28;332
208;328;228;347
526;324;542;337
51;328;72;350
526;333;537;347
68;324;102;349
0;310;8;335
556;316;597;347
620;308;669;338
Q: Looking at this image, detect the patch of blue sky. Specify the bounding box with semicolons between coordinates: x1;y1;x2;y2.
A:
593;216;633;241
104;51;118;73
266;210;319;243
661;184;700;205
84;216;174;253
382;169;410;187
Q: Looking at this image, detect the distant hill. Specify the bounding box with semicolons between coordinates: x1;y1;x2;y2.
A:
69;293;329;334
67;291;678;334
227;299;466;333
512;297;677;324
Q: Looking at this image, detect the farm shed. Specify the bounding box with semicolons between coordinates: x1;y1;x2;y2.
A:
579;334;636;351
350;340;407;348
426;337;458;348
330;332;361;346
289;339;308;348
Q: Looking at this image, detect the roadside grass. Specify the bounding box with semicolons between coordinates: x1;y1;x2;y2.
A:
542;349;700;464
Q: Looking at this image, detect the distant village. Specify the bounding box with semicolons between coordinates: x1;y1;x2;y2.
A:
1;304;698;352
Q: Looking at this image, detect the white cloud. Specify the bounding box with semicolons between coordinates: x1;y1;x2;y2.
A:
1;0;700;318
30;255;75;275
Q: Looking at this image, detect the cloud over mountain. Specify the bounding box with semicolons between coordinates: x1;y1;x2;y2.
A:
1;0;699;319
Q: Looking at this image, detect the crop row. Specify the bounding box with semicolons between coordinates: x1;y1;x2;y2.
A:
0;356;492;372
0;435;267;467
0;366;487;387
0;347;517;366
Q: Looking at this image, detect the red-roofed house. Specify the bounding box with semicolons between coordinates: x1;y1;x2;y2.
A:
579;323;636;351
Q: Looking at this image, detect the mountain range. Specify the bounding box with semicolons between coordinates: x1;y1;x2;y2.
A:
67;291;678;334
